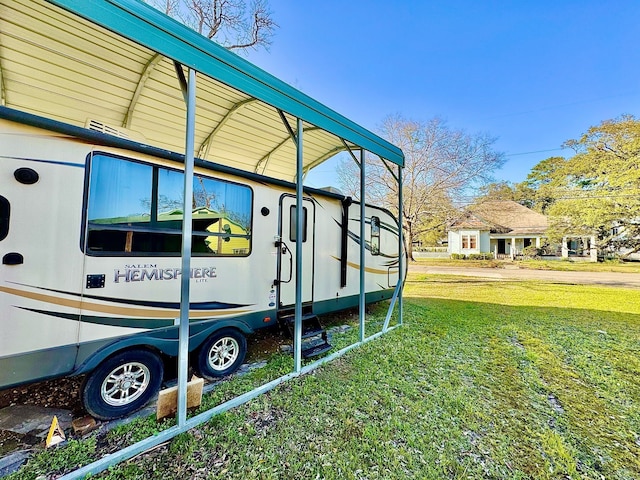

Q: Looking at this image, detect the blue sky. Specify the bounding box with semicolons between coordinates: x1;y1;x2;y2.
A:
243;0;640;189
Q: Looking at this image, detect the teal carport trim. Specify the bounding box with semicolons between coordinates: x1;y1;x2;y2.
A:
46;0;405;167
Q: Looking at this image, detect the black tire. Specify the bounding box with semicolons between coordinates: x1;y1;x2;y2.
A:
81;349;164;420
195;328;247;379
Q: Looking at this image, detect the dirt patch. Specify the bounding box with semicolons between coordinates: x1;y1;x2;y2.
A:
0;377;85;416
245;325;291;362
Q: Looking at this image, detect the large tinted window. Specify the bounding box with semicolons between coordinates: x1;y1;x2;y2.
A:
86;154;252;256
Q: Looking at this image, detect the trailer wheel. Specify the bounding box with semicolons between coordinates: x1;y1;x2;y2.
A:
195;328;247;379
81;350;164;420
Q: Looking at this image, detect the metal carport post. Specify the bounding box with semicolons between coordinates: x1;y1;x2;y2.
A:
397;163;404;326
359;148;366;342
294;118;304;372
177;67;197;427
382;161;404;332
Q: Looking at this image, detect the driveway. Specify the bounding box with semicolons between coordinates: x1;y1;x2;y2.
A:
408;263;640;289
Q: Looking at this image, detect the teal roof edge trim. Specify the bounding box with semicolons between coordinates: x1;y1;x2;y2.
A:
46;0;404;167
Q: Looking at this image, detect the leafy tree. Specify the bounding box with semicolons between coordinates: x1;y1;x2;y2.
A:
146;0;277;51
475;181;537;209
520;156;570;214
337;115;505;261
529;115;640;256
477;181;517;201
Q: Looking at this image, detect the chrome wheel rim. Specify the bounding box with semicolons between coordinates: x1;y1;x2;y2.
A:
101;362;151;407
208;337;240;371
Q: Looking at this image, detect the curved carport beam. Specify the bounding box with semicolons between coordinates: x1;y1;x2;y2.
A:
254;135;290;175
299;145;347;182
123;53;164;128
198;98;258;159
254;123;322;175
299;138;360;182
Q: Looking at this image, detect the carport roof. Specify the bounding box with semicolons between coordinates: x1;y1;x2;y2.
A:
0;0;404;181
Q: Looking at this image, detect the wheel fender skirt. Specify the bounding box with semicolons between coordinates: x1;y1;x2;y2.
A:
74;319;254;375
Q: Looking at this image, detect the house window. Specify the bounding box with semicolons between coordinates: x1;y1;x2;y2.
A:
86;153;252;256
462;234;477;249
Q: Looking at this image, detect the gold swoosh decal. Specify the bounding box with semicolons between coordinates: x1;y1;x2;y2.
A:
330;256;398;275
0;286;249;319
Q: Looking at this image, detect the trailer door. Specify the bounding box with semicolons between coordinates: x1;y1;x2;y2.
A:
278;195;314;308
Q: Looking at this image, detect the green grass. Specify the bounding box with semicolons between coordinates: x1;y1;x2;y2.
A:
414;256;640;273
517;259;640;273
413;257;503;268
7;275;640;479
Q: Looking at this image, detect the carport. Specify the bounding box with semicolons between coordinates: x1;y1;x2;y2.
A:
0;0;405;476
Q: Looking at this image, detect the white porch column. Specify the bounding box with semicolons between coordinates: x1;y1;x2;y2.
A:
511;237;516;259
562;237;568;258
590;235;597;262
535;237;541;248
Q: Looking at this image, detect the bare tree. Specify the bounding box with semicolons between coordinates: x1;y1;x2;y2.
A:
146;0;277;51
338;115;505;261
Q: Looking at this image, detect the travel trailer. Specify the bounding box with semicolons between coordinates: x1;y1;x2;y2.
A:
0;0;404;422
0;112;402;419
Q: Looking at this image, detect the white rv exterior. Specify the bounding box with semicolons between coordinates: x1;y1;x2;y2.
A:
0;114;402;418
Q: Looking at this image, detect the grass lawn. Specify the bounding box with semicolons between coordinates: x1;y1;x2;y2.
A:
8;275;640;479
414;256;640;273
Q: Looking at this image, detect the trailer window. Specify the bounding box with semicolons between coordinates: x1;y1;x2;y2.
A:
88;156;152;225
0;196;9;242
289;205;307;242
86;154;252;256
370;216;380;255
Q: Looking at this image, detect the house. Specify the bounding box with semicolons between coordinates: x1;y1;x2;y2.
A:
156;207;250;255
448;200;548;258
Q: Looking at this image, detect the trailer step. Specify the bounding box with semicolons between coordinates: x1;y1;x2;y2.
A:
280;314;325;339
279;313;333;358
301;341;333;359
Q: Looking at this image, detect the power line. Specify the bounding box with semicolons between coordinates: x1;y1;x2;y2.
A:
504;147;569;157
555;194;640;200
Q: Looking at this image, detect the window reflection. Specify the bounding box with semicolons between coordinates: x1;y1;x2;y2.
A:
371;216;380;255
86;154;252;256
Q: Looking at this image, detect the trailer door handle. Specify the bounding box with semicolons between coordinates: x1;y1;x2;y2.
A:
3;252;23;265
281;241;293;284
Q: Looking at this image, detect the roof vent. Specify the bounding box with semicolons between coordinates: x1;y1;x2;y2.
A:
318;186;344;195
85;119;146;142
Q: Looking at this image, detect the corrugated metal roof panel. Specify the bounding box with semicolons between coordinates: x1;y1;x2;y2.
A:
0;0;403;182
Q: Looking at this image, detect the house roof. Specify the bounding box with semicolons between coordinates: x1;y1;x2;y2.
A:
450;200;548;236
0;0;404;183
449;212;496;231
